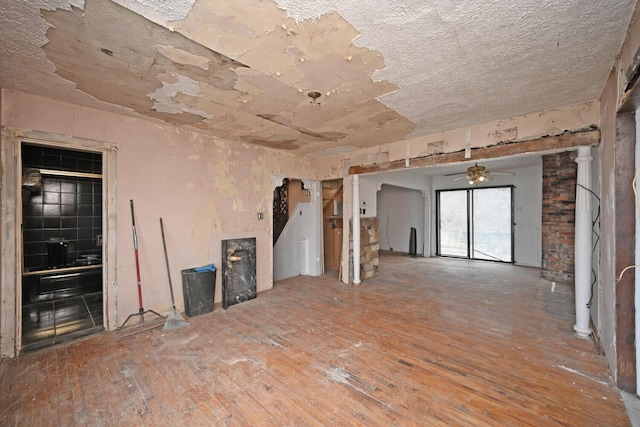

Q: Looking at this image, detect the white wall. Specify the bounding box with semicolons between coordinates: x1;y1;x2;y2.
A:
273;202;316;281
432;164;542;267
359;170;430;219
377;185;426;254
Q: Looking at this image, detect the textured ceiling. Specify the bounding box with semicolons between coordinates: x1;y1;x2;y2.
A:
0;0;636;157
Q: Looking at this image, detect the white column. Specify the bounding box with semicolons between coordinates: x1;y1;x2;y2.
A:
574;146;593;338
352;175;361;284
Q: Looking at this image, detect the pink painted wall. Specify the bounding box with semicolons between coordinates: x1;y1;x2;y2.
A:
1;90;314;328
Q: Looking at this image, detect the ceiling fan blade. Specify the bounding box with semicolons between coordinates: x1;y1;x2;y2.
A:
444;172;466;177
489;171;516;176
451;175;467;182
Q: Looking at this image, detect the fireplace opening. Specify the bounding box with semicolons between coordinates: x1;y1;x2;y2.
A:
221;238;257;309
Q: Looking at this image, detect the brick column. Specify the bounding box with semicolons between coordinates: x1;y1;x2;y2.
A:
349;217;380;283
541;151;577;282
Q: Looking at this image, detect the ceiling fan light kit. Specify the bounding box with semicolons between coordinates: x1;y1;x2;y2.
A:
445;163;515;185
466;164;489;185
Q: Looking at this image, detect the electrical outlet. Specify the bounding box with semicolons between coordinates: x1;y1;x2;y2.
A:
257;212;264;220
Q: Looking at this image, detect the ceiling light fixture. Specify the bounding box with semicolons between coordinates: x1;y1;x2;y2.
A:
307;91;321;105
466;164;489;185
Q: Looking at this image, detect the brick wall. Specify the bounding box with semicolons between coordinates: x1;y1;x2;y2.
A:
541;151;577;282
349;217;380;283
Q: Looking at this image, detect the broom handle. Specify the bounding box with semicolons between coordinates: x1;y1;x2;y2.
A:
130;200;144;312
160;218;177;308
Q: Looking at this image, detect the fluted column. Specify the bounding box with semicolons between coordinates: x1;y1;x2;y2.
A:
574;146;593;338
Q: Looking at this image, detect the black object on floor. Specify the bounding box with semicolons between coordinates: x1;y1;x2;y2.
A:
221;237;256;309
409;227;418;257
181;265;216;317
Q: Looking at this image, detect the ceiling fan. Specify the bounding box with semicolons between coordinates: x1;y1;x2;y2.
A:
444;163;515;185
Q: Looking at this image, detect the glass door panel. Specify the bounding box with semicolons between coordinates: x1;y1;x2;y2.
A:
437;186;513;262
472;187;512;262
438;190;468;257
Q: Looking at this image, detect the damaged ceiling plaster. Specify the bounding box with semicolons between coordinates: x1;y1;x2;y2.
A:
40;0;414;155
0;0;636;157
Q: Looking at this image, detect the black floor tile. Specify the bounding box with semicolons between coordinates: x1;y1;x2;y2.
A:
55;316;95;337
55;326;104;345
54;287;83;299
84;294;104;327
22;291;104;349
22;302;55;331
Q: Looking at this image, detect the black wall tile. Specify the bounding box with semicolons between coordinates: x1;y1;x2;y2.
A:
43;217;60;228
78;217;93;228
43;192;60;204
25;204;43;218
61;193;76;205
24;217;43;229
43;180;60;193
78;206;92;216
22;145;103;269
61;182;76;193
61;217;77;228
43;204;61;217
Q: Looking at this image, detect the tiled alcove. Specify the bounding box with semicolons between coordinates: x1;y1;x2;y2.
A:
22;145;103;270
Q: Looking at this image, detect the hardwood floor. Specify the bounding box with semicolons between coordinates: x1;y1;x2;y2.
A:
0;255;630;426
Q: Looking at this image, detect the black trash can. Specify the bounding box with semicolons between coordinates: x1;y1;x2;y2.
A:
409;227;417;257
181;264;216;317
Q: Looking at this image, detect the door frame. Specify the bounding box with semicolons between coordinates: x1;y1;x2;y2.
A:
436;185;515;263
1;128;117;357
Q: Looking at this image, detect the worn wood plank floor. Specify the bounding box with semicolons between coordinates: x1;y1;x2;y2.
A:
0;256;630;426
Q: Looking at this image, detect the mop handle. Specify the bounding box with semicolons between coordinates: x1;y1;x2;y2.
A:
130;200;138;250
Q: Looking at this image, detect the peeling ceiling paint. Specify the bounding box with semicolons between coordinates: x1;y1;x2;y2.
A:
276;0;638;139
0;0;637;156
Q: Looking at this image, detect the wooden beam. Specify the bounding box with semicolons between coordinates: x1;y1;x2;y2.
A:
614;112;636;393
349;129;600;175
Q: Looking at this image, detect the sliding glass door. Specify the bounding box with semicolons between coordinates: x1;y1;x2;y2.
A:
438;190;469;257
437;186;513;262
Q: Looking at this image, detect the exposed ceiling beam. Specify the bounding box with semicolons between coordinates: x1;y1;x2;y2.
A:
349;129;600;175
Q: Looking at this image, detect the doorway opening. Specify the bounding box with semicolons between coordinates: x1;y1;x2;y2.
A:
272;177;322;281
436;186;514;262
21;143;104;351
322;179;343;272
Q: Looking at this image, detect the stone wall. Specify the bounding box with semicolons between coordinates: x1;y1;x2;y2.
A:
349;217;380;283
541;151;577;282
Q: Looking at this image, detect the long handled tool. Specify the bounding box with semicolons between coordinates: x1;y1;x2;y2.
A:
117;200;165;339
160;217;188;331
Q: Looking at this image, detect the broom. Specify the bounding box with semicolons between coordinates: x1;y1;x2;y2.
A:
117;200;165;339
160;218;189;331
